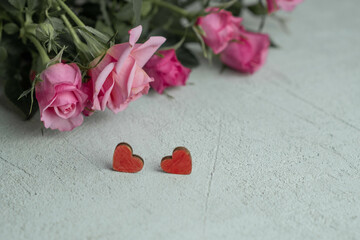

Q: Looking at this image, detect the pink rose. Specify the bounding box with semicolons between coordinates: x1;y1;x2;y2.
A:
196;8;242;54
85;25;166;113
143;49;191;94
35;63;88;131
266;0;303;13
220;29;270;74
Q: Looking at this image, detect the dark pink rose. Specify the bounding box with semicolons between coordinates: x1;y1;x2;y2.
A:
143;49;191;94
220;29;270;74
35;63;88;131
29;70;36;82
267;0;303;13
85;26;166;114
196;8;242;54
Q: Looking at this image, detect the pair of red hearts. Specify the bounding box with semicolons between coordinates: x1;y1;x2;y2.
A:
113;143;192;175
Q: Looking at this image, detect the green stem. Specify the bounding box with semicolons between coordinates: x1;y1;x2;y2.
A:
56;0;85;27
53;1;85;47
239;0;244;16
259;16;266;32
258;0;266;32
60;13;82;44
27;35;50;66
150;0;190;18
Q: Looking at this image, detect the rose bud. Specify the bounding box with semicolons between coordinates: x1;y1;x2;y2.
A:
220;29;270;74
144;49;191;94
196;8;242;54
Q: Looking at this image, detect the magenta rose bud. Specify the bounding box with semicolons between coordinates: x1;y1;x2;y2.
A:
266;0;303;13
85;25;166;113
35;63;88;131
143;49;191;94
196;8;242;54
220;29;270;74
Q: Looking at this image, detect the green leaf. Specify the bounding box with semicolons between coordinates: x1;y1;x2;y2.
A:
80;26;110;43
176;47;199;69
132;0;142;25
141;1;152;17
27;0;39;12
48;17;64;32
36;22;55;41
247;2;267;15
95;20;114;37
8;0;26;10
77;28;107;58
3;22;19;35
113;3;133;22
46;46;65;67
17;87;32;100
0;1;19;17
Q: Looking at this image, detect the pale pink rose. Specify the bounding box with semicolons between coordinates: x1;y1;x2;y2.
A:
267;0;303;13
196;8;242;54
85;25;166;113
143;49;191;94
35;63;88;131
220;29;270;74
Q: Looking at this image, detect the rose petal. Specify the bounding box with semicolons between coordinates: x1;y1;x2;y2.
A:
106;72;127;113
99;76;115;111
115;46;132;74
40;63;78;86
93;62;115;109
131;36;166;67
41;108;84;131
129;25;142;47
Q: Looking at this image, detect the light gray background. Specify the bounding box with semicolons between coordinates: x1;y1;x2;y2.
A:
1;0;360;239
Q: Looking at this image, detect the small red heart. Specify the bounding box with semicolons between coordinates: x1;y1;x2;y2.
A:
161;147;192;175
113;143;144;173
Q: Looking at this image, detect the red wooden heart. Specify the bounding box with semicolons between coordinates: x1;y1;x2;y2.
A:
113;143;144;173
161;147;192;175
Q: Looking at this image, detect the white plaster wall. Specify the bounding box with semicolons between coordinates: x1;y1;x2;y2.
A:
1;0;360;239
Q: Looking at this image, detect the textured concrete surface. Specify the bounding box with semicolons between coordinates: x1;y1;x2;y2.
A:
1;0;360;239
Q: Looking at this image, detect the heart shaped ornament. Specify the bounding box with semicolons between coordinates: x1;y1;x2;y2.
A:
113;143;144;173
161;147;192;175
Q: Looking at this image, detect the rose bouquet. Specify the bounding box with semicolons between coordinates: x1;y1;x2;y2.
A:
0;0;302;131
